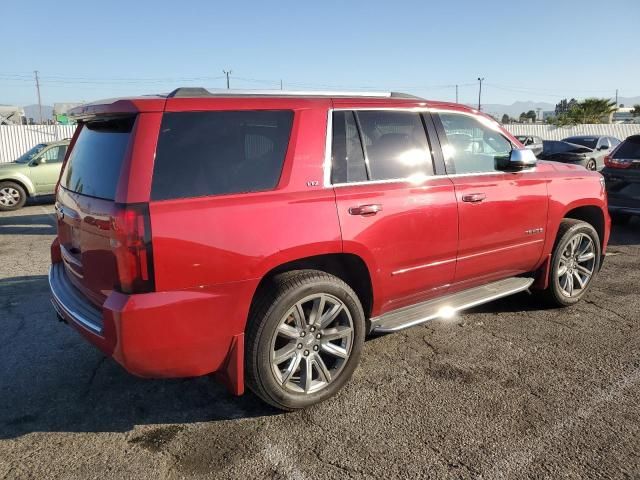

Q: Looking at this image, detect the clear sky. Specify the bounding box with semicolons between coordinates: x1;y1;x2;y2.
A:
3;0;639;107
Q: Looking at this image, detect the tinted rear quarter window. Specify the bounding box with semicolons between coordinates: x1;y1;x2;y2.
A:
152;110;293;200
613;137;640;159
61;117;134;200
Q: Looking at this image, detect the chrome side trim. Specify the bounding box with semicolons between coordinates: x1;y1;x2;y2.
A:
457;239;544;262
48;264;103;335
392;257;456;276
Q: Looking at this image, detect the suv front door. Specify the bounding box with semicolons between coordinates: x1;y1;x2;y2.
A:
330;109;458;315
433;111;548;291
29;144;67;194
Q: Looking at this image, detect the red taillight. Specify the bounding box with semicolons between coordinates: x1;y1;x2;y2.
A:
111;203;155;294
604;155;632;169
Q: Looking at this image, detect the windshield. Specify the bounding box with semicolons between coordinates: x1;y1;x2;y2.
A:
563;137;597;149
15;144;46;163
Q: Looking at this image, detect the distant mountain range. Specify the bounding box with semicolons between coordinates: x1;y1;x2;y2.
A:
19;96;640;122
478;97;640;119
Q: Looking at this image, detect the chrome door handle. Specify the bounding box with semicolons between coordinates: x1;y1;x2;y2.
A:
462;193;486;203
349;204;382;216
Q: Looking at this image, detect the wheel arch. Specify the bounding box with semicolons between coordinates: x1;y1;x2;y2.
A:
0;174;34;196
249;253;375;322
563;205;606;250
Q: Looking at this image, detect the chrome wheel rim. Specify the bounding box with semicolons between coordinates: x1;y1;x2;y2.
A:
270;293;354;394
587;160;596;171
0;187;20;207
558;233;596;297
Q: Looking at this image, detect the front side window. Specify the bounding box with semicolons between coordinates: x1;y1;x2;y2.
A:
40;145;67;163
438;112;512;174
152;110;293;200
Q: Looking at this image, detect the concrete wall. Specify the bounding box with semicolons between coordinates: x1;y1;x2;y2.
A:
505;124;640;141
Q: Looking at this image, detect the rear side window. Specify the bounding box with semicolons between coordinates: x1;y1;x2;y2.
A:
152;110;293;200
356;111;434;181
613;137;640;159
61;117;134;200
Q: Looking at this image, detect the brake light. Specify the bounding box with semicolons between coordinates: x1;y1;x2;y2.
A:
111;203;155;294
604;155;632;169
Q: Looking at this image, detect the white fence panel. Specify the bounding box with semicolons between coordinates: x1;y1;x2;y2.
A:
504;124;640;141
0;125;77;163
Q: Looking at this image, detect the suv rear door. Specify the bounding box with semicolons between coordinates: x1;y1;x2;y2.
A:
330;108;458;314
432;111;548;290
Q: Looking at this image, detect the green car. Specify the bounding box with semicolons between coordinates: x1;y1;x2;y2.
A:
0;139;70;211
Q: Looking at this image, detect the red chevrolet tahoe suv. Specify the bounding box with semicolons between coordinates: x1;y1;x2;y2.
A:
49;88;610;410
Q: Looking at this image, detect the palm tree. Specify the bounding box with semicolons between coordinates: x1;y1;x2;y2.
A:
571;98;617;124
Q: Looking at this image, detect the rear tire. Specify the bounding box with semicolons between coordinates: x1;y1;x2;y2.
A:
541;219;601;307
245;270;365;410
585;159;597;171
0;181;27;211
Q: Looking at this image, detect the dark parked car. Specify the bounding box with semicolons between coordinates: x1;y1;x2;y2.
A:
515;135;543;156
602;135;640;223
538;140;597;169
560;135;621;170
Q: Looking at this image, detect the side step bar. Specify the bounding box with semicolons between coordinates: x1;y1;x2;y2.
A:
370;277;534;333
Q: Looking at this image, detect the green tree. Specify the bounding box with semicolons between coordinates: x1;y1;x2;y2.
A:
552;98;617;125
572;98;616;123
526;110;537;122
631;104;640;117
501;113;510;124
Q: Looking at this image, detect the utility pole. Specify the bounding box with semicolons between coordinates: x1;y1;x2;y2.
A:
477;77;485;111
34;70;43;124
223;69;232;89
615;88;618;107
280;79;283;90
455;84;458;103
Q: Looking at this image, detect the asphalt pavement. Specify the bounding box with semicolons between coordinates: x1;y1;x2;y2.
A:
0;203;638;479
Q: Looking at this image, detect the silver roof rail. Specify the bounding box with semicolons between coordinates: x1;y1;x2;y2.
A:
166;87;421;99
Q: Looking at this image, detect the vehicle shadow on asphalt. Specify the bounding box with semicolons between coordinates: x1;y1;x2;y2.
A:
0;213;56;236
0;274;279;439
608;219;639;247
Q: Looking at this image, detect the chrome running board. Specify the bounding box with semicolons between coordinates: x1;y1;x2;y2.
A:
370;277;534;333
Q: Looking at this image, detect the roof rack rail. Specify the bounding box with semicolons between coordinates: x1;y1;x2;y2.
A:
166;87;422;99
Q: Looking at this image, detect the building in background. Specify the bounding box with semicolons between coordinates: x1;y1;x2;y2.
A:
0;105;26;125
53;103;83;124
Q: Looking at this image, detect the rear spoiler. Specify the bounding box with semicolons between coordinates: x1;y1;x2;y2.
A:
68;97;165;121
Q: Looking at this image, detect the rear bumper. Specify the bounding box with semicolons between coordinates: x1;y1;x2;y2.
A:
48;262;253;394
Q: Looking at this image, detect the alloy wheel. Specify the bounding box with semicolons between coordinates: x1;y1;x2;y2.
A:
557;233;596;297
270;293;354;394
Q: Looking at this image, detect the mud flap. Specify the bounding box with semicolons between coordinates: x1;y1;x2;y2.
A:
214;333;245;396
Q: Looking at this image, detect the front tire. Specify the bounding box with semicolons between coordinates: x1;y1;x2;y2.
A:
245;270;365;410
0;181;27;211
542;219;601;307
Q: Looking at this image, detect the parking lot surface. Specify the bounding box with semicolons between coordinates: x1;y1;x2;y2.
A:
0;203;638;479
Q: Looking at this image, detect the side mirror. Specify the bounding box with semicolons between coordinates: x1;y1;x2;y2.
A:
598;144;609;151
30;157;41;166
500;148;537;170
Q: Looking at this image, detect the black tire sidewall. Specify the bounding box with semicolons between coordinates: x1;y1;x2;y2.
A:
548;222;601;306
586;159;596;171
0;182;27;211
253;276;365;410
